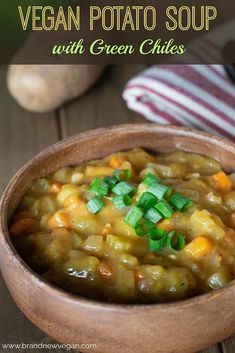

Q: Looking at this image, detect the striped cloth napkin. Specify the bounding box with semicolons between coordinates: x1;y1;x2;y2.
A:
123;65;235;140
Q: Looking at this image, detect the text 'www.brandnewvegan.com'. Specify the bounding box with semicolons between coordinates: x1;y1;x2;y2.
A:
2;342;97;351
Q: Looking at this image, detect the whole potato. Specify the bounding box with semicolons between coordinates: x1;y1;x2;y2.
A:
7;64;105;113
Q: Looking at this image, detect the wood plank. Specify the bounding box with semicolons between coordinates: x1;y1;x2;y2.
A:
221;335;235;353
200;346;221;353
0;66;59;345
59;65;146;138
0;68;59;194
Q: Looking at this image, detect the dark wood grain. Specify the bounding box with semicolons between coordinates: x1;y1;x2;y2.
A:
199;348;222;353
0;66;59;348
221;336;235;353
0;67;59;195
59;65;146;138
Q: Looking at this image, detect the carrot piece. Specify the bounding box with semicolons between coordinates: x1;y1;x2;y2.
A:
184;236;213;259
9;218;36;238
109;155;125;169
48;211;71;230
48;182;62;194
211;171;232;191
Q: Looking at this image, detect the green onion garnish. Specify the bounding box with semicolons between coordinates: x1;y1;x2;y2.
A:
113;195;131;209
143;173;161;186
90;177;108;196
155;199;174;218
103;176;118;190
112;181;137;196
113;169;132;181
135;221;156;237
124;169;132;180
136;192;157;210
124;206;144;227
144;207;162;224
87;196;105;214
165;230;185;251
149;237;165;252
148;183;172;200
88;163;190;251
135;223;146;237
113;170;123;181
170;192;193;211
149;228;166;240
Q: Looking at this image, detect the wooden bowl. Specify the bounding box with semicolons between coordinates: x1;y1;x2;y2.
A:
1;124;235;353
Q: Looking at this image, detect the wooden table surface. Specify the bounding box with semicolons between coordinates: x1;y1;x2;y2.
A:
0;65;235;353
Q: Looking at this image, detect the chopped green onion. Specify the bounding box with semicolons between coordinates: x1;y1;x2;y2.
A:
123;169;132;180
103;176;118;190
135;221;156;237
124;206;144;227
144;221;157;230
148;183;172;200
143;173;161;186
149;237;165;252
88;160;190;250
136;192;157;210
135;223;146;237
155;199;174;218
87;196;105;214
112;181;137;196
165;230;185;251
129;188;138;197
90;177;108;196
113;169;132;181
113;170;123;181
113;195;131;209
144;207;162;224
170;192;193;211
149;228;166;240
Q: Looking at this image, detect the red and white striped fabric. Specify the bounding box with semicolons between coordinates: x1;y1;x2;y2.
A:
123;65;235;140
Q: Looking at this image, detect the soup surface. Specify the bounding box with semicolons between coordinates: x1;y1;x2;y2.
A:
10;148;235;303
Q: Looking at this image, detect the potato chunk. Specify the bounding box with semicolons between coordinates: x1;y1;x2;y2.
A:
190;210;225;241
83;235;104;253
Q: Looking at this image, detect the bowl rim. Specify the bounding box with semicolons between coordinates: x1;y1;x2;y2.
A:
1;123;235;312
